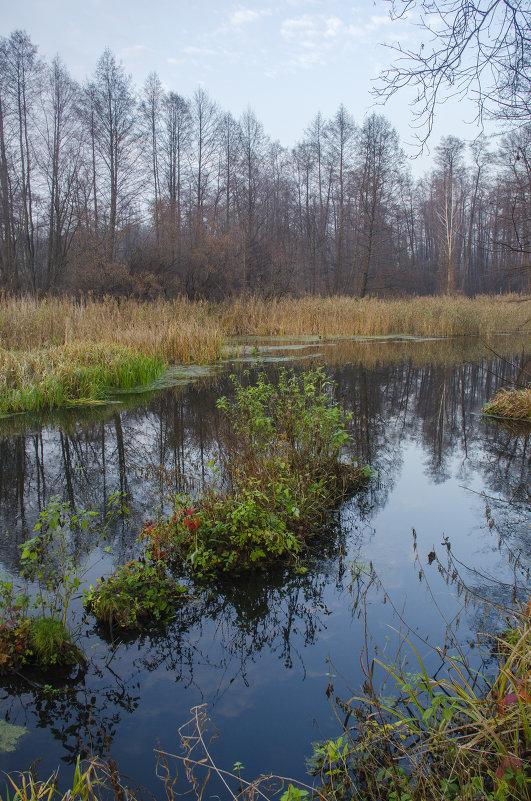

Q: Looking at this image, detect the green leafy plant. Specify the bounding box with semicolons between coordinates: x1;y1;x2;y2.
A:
0;493;127;672
84;559;186;630
140;368;370;576
19;491;126;626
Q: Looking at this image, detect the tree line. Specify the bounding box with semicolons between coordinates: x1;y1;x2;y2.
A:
0;29;530;299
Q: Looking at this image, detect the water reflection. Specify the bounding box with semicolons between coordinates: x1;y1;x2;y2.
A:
0;336;529;792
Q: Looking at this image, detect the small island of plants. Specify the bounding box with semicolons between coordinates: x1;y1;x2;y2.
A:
483;386;531;422
85;368;370;629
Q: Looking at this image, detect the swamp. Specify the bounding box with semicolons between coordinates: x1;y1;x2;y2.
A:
0;332;530;798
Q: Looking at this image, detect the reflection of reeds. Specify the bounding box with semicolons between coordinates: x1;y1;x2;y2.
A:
310;334;531;369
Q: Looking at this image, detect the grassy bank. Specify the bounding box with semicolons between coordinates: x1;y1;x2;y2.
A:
1;294;529;414
0;343;165;414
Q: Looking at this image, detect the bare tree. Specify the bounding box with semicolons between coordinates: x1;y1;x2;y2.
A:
160;91;191;270
38;56;84;289
326;104;356;293
351;113;403;297
433;135;467;293
1;30;43;288
140;72;163;243
378;1;531;140
87;49;138;261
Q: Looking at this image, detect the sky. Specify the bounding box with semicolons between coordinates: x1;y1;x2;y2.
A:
2;0;496;173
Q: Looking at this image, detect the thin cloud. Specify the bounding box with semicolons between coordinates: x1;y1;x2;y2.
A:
182;45;216;56
229;7;272;27
280;14;365;68
278;12;397;71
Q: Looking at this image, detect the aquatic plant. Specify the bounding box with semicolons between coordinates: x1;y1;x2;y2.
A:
20;493;126;626
304;607;531;801
483;386;531;422
0;295;529;362
84;559;186;630
0;494;126;672
28;617;83;669
218;294;531;338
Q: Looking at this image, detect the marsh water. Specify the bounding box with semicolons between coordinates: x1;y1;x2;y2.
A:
0;335;530;796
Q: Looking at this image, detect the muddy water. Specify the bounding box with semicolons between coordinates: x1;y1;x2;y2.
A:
0;335;529;796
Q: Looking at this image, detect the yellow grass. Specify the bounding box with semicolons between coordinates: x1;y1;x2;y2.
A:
218;294;531;338
0;294;529;364
483;386;531;421
0;296;224;363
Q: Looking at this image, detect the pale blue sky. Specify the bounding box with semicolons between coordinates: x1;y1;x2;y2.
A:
2;0;493;169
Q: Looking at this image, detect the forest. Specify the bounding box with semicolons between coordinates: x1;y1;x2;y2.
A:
1;29;531;302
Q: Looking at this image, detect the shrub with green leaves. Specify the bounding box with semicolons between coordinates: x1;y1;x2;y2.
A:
140;368;370;576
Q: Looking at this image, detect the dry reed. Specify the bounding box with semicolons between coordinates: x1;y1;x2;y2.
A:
0;296;224;363
218;294;531;338
1;296;530;359
483;386;531;420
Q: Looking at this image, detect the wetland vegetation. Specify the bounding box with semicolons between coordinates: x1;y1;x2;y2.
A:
0;333;529;800
0;294;530;414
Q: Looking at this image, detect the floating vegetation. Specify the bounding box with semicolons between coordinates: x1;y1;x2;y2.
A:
0;721;28;754
139;368;371;576
483;386;531;422
84;560;187;630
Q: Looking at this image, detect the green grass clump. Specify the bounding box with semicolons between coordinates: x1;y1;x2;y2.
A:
141;368;370;576
483;386;531;421
0;342;166;414
29;616;84;669
84;560;186;630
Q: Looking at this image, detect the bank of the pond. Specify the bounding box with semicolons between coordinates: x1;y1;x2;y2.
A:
0;343;166;414
1;294;530;414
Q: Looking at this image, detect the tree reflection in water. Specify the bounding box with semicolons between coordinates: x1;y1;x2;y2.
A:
0;335;528;793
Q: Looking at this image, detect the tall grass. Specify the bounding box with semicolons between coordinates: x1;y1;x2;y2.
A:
0;343;165;414
219;294;531;338
0;296;529;355
0;296;224;363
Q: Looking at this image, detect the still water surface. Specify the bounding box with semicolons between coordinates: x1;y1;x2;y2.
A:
0;336;529;795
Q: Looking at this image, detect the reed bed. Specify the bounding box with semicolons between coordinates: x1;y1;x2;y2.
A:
1;295;529;414
218;294;531;337
484;386;531;421
0;296;224;363
1;296;529;358
0;343;165;414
